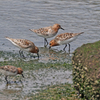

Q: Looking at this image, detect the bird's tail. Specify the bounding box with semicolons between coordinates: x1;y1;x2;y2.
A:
29;29;35;32
75;32;84;36
5;36;13;42
5;36;10;40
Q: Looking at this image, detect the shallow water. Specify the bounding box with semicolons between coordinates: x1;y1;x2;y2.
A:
0;0;100;52
0;0;100;99
0;50;72;99
0;69;72;99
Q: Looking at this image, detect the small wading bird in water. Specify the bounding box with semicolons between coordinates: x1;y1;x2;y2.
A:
0;65;24;84
5;37;39;59
29;24;64;47
49;32;84;52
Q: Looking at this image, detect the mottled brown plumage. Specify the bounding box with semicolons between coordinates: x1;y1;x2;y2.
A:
0;65;24;84
0;65;17;73
29;24;64;47
5;37;39;59
49;32;84;51
55;32;83;41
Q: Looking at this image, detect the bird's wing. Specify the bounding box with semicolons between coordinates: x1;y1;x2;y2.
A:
6;37;34;49
0;65;17;73
55;33;74;41
13;39;34;48
30;26;51;36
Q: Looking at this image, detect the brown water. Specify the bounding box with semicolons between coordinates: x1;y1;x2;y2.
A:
0;0;100;99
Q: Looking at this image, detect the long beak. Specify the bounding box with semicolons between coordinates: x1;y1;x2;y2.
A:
61;27;64;30
37;52;39;59
22;74;24;78
49;46;51;49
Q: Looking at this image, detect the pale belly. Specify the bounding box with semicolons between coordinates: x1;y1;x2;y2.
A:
0;69;17;76
38;32;57;38
58;36;78;45
20;47;31;52
13;44;31;52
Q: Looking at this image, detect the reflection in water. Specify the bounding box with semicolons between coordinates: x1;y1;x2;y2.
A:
0;47;72;99
0;68;72;98
22;69;72;95
0;47;72;63
39;47;72;63
4;83;23;93
0;0;99;99
0;82;24;99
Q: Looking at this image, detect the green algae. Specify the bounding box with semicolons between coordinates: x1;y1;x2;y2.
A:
25;84;82;100
72;40;100;99
0;50;81;100
0;51;72;71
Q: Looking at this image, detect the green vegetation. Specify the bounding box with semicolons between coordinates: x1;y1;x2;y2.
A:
26;84;81;100
1;39;100;100
72;41;100;99
0;50;82;100
0;51;72;71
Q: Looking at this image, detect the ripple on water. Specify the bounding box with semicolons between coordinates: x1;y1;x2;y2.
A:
0;0;100;99
0;69;72;98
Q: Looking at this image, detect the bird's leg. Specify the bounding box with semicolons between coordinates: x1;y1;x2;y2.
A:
37;52;39;59
63;44;67;51
44;38;48;47
21;51;25;58
68;43;70;53
45;38;48;46
5;76;9;84
19;50;22;57
44;38;46;47
19;50;25;58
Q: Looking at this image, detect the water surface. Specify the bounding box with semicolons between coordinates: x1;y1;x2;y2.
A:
0;0;100;52
0;0;100;99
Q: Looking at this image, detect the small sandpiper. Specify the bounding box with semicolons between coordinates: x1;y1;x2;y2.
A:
5;37;39;59
29;24;64;47
49;32;84;52
0;65;24;84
